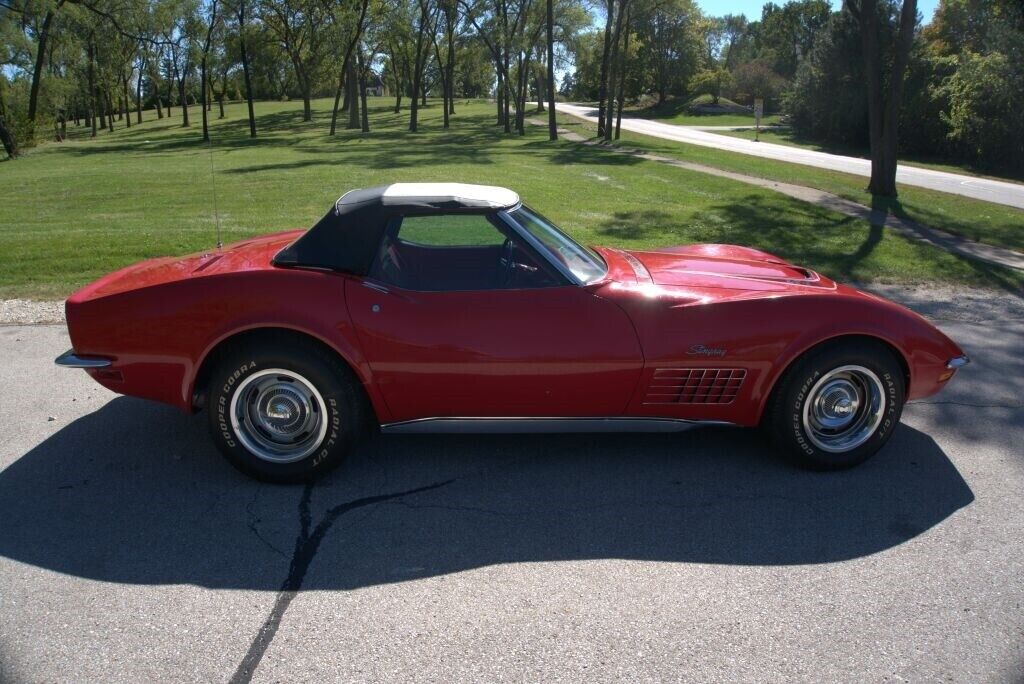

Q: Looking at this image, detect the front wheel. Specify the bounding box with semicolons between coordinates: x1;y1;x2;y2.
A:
766;340;905;470
206;336;365;483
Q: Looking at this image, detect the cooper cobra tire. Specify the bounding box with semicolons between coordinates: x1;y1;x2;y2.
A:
206;335;365;483
766;339;905;470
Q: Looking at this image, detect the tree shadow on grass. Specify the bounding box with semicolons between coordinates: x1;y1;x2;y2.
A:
0;396;973;592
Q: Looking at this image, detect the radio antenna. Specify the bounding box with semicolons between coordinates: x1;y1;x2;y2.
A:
207;135;222;249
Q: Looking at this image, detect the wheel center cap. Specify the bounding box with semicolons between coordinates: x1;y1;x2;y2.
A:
833;398;854;415
267;402;294;421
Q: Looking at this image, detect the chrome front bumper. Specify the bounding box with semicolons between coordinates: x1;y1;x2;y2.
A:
54;349;112;369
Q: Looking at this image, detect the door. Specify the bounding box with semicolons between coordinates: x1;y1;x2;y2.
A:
344;212;643;423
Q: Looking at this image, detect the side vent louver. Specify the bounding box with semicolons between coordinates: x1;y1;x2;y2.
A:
644;368;747;405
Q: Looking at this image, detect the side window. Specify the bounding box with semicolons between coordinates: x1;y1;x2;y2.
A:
397;214;505;247
370;213;562;292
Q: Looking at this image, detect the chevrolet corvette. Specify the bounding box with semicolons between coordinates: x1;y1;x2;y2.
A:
56;183;969;482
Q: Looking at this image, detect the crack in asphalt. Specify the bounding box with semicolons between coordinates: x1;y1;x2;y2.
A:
228;478;454;684
245;486;289;560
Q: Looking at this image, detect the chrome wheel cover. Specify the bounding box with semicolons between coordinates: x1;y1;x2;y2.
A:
229;368;329;464
801;365;885;453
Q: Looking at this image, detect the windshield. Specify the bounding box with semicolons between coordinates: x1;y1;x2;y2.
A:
506;205;607;284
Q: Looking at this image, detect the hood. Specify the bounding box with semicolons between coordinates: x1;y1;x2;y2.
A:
69;230;304;302
608;244;834;293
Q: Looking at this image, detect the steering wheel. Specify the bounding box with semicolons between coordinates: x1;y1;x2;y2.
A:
499;238;516;287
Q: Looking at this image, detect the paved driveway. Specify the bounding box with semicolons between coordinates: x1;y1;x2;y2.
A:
1;288;1022;682
556;103;1024;210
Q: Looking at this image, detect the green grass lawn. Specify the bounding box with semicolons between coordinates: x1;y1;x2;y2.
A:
555;114;1024;256
1;97;1021;299
716;127;1024;185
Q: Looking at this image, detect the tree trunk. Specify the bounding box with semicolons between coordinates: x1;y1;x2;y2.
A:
597;0;615;138
446;26;456;115
393;69;402;113
546;0;557;141
150;50;164;120
179;69;190;126
347;61;360;129
88;42;98;138
409;1;429;133
106;92;115;131
330;66;347;135
239;34;256;136
358;51;370;133
615;6;630;140
165;67;175;118
201;58;210;141
301;78;312;121
496;69;504;126
433;33;450;129
502;51;511;133
0;77;19;158
28;8;58;132
135;61;144;124
604;0;628;141
515;51;530;135
122;74;131;127
856;0;917;197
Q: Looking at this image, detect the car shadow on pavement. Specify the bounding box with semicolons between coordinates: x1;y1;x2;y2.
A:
0;397;973;591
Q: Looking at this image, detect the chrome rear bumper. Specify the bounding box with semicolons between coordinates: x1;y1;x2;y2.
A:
55;349;112;369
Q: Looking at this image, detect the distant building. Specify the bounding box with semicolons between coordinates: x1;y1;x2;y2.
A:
365;72;386;97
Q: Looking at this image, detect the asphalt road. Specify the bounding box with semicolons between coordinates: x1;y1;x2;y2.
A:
556;103;1024;210
1;287;1022;682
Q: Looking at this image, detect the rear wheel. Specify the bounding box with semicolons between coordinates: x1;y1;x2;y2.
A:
206;336;365;483
767;340;905;470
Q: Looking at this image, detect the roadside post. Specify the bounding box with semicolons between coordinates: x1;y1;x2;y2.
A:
754;97;763;142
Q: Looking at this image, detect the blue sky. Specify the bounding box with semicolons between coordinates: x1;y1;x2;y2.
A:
694;0;941;23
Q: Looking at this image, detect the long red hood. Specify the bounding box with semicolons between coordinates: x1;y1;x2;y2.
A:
597;244;837;298
69;230;304;302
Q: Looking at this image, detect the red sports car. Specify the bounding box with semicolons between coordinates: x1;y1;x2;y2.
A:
57;183;969;482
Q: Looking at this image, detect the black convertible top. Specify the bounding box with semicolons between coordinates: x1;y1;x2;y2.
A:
273;183;521;274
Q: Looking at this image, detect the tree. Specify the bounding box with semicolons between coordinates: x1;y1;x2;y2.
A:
328;0;371;135
0;75;19;158
261;0;333;121
408;0;433;131
755;0;830;80
719;13;747;69
630;0;704;105
27;0;68;133
601;0;628;140
845;0;917;196
430;0;461;128
198;0;221;141
230;0;257;136
730;58;784;109
545;0;555;139
787;11;867;146
689;67;730;104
